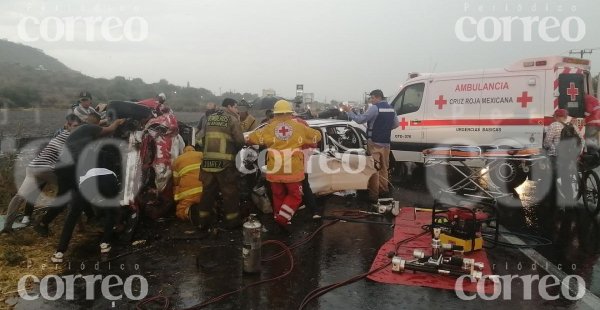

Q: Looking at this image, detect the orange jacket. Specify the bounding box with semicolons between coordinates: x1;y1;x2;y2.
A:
172;146;203;201
247;115;322;183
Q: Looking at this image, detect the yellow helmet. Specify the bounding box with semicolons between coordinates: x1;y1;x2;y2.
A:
273;100;293;114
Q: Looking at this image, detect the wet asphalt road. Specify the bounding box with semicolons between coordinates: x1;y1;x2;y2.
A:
13;169;600;310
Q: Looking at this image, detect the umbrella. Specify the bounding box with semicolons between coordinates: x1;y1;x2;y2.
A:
250;96;287;110
106;100;153;120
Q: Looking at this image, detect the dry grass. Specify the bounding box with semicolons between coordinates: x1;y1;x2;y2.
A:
0;212;104;309
0;154;58;307
0;230;58;304
0;148;130;308
0;156;76;308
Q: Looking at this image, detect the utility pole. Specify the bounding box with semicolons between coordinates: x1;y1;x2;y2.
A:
569;49;594;58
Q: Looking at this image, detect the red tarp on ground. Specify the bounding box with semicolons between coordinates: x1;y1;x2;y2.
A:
367;207;495;293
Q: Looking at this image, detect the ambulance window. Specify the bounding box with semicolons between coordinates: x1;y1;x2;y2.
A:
392;83;424;115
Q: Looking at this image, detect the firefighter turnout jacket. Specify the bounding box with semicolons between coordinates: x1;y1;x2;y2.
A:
172;146;203;220
202;108;245;173
247;114;322;183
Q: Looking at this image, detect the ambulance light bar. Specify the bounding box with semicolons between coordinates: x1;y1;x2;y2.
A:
563;57;590;65
524;60;548;67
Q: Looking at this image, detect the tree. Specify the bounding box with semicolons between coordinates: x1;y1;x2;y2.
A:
0;86;41;108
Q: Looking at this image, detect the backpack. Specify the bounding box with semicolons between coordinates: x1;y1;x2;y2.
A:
558;122;582;157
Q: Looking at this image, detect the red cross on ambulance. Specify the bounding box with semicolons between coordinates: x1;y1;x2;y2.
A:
399;117;408;130
516;91;533;108
567;82;579;101
434;95;447;110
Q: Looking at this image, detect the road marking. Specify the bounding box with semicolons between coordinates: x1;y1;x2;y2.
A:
499;226;600;309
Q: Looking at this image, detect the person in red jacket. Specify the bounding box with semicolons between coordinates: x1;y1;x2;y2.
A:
584;94;600;153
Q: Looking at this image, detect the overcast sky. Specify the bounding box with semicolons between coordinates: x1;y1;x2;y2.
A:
0;0;598;102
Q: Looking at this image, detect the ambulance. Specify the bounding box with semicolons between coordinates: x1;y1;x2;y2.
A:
389;56;594;189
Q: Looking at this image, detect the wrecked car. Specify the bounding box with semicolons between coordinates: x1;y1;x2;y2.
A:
243;119;377;196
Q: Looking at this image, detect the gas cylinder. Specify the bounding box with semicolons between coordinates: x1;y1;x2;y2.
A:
242;214;262;273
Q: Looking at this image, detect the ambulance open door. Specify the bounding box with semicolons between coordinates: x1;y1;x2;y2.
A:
390;82;426;162
557;72;586;118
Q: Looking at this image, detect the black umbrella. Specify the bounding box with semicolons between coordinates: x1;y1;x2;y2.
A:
106;100;153;120
250;96;287;110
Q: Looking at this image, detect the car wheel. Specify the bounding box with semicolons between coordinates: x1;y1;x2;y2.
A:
488;160;527;193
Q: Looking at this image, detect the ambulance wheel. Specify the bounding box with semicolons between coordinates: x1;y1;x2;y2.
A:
388;160;406;183
387;154;405;183
488;160;527;192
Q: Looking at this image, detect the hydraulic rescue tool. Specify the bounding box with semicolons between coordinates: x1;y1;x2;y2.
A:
391;228;485;279
438;206;488;252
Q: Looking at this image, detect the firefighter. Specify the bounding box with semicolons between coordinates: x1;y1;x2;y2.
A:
173;146;203;221
190;98;245;230
247;100;322;228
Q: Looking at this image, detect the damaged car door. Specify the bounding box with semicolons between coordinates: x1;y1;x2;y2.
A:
307;123;376;195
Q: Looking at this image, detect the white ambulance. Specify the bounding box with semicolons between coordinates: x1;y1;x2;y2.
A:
389;56;594;189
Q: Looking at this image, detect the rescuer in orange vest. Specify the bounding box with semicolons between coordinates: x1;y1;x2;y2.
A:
172;146;203;221
246;100;322;228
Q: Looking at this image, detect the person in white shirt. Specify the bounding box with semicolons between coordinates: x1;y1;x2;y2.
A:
73;91;101;123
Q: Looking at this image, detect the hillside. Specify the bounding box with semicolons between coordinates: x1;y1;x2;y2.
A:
0;40;258;110
0;40;72;72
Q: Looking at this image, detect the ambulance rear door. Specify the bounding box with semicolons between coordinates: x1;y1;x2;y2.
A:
556;69;587;118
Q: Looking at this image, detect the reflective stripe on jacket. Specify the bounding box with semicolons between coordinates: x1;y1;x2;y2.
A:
173;146;203;201
202;109;245;172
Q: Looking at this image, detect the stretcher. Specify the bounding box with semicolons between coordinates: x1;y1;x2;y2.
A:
423;146;544;251
423;146;544;200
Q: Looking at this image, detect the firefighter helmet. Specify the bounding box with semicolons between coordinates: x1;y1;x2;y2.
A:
273;100;293;114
